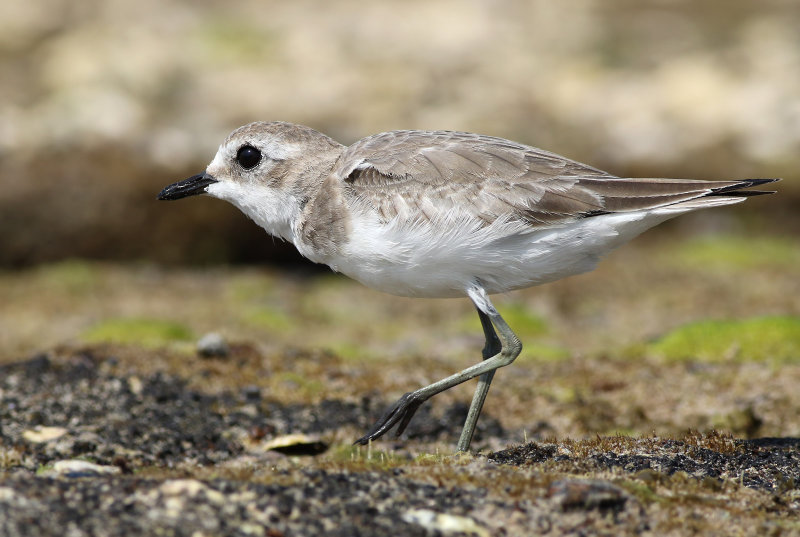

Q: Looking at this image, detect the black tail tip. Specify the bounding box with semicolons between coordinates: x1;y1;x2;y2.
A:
709;178;781;197
741;178;781;188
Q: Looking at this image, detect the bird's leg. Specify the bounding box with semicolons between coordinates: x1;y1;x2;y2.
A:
456;307;502;452
355;285;521;449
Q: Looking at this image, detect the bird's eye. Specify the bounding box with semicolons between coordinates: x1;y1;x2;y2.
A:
236;145;262;169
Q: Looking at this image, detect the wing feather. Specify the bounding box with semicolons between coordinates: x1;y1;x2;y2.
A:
336;130;770;227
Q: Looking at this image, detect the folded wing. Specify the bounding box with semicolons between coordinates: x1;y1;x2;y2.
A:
335;130;777;227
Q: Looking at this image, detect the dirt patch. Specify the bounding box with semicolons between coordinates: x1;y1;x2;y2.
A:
1;349;798;536
490;434;800;492
0;351;507;471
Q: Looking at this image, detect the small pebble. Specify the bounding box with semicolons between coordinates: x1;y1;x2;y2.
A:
547;479;628;512
158;479;209;497
197;332;229;357
402;509;489;537
51;460;121;478
241;385;262;401
261;434;328;456
22;427;68;443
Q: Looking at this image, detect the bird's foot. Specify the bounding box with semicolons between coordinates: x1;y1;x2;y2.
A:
354;391;426;445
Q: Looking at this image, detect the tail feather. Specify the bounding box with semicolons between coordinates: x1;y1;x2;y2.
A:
652;178;779;213
707;190;776;197
707;178;780;197
576;177;779;219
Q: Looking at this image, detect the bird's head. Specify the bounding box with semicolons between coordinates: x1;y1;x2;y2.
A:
158;121;341;203
157;121;343;241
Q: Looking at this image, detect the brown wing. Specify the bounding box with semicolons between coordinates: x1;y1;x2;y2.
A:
335;130;774;226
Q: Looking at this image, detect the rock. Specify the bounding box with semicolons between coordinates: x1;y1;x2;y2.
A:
547;479;629;512
260;434;328;456
22;426;68;443
402;509;489;537
127;376;143;395
0;487;17;501
158;479;216;499
197;332;229;358
241;385;261;401
51;460;121;478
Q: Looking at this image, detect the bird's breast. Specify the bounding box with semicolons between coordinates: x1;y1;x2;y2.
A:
318;213;542;298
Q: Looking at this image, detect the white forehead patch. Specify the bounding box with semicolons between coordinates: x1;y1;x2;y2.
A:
208;145;226;172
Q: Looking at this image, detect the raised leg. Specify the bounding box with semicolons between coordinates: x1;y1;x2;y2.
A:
355;284;522;450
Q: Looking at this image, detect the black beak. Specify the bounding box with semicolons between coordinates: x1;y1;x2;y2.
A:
157;173;218;201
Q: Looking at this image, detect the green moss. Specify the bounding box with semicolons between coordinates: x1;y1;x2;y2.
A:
647;316;800;363
82;318;194;347
34;260;98;294
274;371;325;397
665;235;800;271
242;307;292;331
462;302;548;341
322;342;375;362
35;464;54;476
226;274;277;303
541;385;578;404
414;453;462;465
518;343;571;362
297;274;362;323
498;303;549;338
325;444;407;468
460;303;565;362
616;478;665;505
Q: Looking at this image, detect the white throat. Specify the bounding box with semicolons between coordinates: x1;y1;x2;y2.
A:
206;180;299;242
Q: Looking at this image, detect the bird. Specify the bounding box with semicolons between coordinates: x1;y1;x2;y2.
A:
158;121;778;452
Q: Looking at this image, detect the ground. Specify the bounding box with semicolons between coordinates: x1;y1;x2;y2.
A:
1;228;799;536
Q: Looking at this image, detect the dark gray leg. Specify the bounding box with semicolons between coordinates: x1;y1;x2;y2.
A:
456;306;502;452
355;285;521;450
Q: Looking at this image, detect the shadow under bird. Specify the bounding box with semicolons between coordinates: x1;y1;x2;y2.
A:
158;121;778;452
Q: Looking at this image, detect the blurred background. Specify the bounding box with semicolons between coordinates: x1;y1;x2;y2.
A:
1;0;798;268
1;0;799;443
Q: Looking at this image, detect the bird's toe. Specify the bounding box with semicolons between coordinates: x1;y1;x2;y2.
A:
354;391;426;445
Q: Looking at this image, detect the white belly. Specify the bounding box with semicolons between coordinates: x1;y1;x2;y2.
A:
321;209;682;298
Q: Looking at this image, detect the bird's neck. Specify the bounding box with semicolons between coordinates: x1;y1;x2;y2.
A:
235;152;344;245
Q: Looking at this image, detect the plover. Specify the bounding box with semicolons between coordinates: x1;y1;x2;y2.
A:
158;121;778;452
